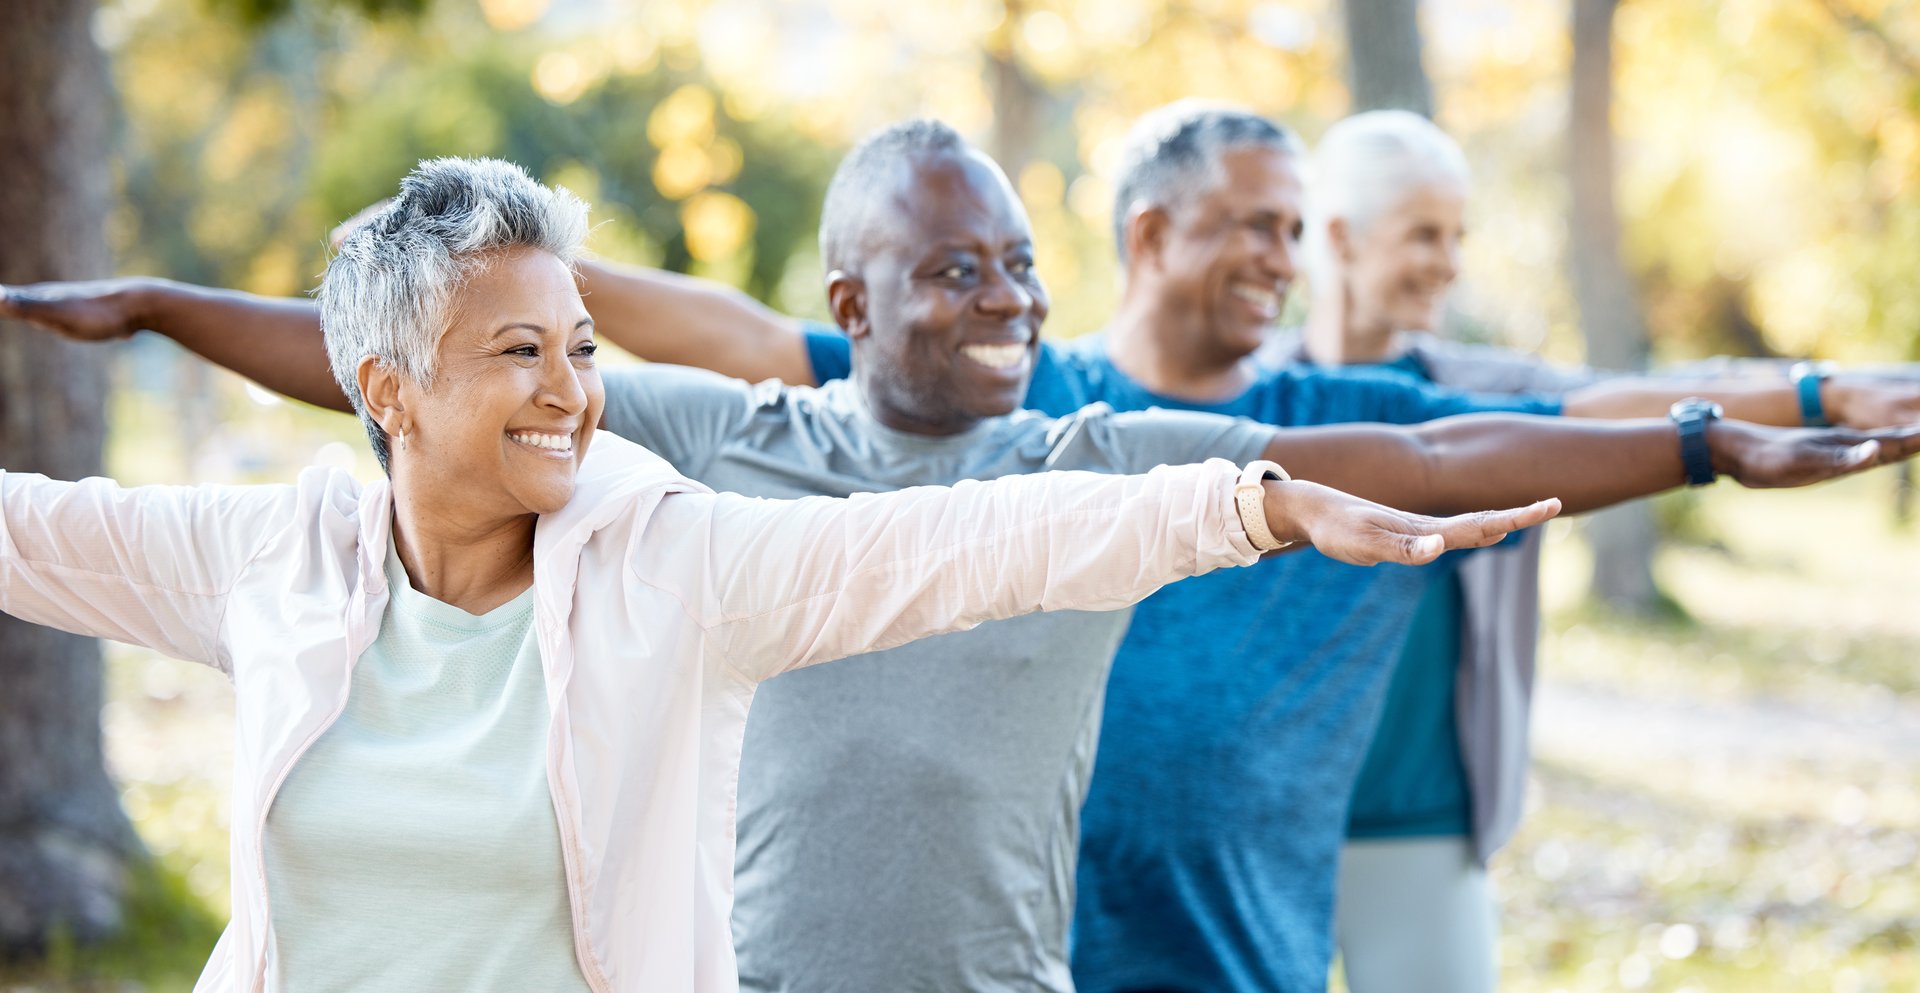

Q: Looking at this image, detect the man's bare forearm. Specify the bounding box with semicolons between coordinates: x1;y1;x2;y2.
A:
1561;378;1799;424
132;279;351;411
1259;414;1687;517
577;259;816;385
1407;414;1686;514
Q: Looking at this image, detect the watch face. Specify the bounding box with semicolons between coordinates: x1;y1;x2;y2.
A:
1671;397;1724;421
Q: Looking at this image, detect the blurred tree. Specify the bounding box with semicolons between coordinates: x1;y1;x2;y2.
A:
1342;0;1433;116
0;0;137;955
1616;0;1920;365
983;5;1054;179
1572;0;1661;614
104;3;836;315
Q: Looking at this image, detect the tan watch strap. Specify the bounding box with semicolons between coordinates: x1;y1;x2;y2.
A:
1234;459;1294;551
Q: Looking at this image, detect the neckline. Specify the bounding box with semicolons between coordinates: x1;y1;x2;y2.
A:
383;538;536;632
826;378;1008;453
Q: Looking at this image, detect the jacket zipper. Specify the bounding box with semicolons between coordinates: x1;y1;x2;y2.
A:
248;633;364;993
540;615;616;993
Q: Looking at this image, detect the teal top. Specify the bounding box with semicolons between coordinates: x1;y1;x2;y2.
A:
1345;571;1473;839
263;541;590;993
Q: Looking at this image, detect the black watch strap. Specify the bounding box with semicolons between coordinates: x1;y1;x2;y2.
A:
1669;399;1722;487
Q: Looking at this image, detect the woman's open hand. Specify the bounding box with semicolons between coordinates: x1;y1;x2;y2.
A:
1264;479;1561;567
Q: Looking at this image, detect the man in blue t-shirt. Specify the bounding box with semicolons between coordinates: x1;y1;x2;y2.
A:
6;118;1918;993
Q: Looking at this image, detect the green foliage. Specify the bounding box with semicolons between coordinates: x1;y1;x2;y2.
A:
1618;0;1920;365
105;1;837;308
0;857;223;990
206;0;430;29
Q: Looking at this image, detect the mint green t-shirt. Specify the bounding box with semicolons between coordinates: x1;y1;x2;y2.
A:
263;542;589;993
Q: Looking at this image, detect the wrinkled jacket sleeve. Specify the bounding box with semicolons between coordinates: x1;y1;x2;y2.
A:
0;471;294;672
634;458;1262;683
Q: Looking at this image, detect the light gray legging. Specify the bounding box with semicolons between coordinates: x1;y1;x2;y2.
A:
1334;836;1497;993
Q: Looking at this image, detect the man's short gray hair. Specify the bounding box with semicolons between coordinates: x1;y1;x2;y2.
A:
318;156;589;472
1302;110;1471;285
1110;101;1306;262
818;118;970;273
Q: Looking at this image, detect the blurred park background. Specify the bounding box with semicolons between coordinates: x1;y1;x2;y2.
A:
1;0;1918;990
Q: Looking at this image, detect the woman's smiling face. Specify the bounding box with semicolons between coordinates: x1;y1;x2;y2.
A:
374;246;604;520
1343;178;1468;337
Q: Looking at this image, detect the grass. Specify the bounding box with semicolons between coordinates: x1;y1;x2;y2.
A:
1490;473;1920;992
0;858;223;991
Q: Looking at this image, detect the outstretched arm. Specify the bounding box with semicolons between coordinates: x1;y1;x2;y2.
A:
0;469;300;670
0;261;820;407
1254;413;1920;517
576;259;816;385
642;459;1558;681
0;278;351;411
1561;374;1920;430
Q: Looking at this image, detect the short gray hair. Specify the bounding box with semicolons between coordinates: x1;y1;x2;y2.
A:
1110;101;1305;262
1303;110;1471;284
318;157;589;472
818;118;970;273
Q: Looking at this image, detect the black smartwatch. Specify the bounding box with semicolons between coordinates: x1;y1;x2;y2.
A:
1669;397;1724;487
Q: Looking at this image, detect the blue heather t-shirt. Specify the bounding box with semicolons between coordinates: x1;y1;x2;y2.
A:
803;327;1560;993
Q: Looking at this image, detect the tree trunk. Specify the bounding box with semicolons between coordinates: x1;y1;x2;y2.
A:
1341;0;1435;116
1570;0;1662;614
0;0;138;954
986;4;1049;180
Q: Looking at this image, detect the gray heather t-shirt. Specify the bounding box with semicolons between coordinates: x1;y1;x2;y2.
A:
599;365;1272;993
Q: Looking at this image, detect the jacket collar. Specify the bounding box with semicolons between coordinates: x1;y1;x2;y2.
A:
346;432;709;608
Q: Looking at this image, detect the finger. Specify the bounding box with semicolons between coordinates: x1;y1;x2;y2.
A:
1429;498;1561;550
1400;532;1446;565
1870;427;1920;461
1800;439;1880;484
1498;497;1561;532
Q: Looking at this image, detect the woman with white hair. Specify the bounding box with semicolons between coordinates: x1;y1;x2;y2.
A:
1291;110;1668;992
0;155;1560;993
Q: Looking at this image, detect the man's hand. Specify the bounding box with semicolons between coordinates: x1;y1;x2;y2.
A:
0;278;154;341
1826;376;1920;430
1265;479;1562;567
1709;420;1920;488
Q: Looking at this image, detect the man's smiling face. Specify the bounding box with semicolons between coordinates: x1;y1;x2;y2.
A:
1149;145;1305;365
845;148;1050;435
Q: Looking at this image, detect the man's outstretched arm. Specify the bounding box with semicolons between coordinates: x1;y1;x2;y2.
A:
576;259;816;386
0;262;818;410
0;278;352;411
1255;413;1919;518
1562;374;1920;430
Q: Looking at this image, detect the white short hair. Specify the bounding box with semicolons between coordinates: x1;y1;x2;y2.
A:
317;157;589;471
1303;110;1470;284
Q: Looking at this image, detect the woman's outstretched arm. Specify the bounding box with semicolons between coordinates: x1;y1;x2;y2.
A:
635;459;1558;683
0;469;301;670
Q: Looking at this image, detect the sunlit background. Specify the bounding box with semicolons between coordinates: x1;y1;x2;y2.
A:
14;1;1920;990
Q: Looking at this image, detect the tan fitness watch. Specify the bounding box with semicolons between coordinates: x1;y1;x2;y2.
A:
1234;460;1294;551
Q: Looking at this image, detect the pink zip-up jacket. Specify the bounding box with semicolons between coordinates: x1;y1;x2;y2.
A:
0;431;1262;993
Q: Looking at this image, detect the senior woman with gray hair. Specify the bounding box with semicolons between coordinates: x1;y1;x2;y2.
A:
1279;110;1916;993
0;156;1557;993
